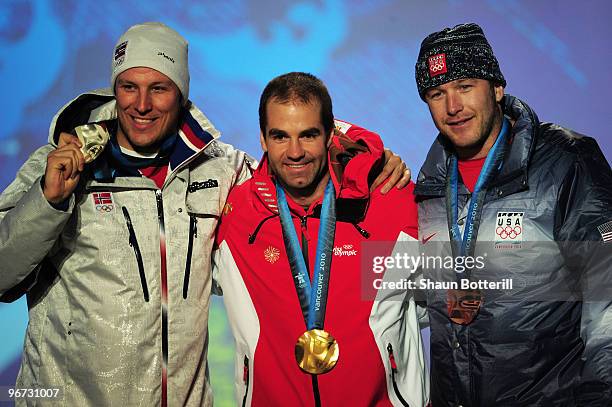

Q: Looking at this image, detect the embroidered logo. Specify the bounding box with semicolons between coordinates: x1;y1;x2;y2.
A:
222;202;233;216
428;53;447;77
92;192;114;213
598;221;612;243
113;41;127;68
333;244;358;257
188;179;219;192
421;232;437;244
157;51;175;63
264;246;281;264
495;212;524;248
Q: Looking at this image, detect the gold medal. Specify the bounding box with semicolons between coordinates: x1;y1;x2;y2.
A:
74;123;110;163
294;329;339;375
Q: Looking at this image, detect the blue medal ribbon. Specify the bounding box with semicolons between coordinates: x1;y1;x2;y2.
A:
277;179;336;330
446;118;510;274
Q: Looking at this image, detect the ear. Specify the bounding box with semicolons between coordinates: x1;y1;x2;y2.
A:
494;84;504;103
259;131;268;153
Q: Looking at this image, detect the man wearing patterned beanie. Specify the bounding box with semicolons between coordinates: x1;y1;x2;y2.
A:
413;23;612;406
0;22;409;406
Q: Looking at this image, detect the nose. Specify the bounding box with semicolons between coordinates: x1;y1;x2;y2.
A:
286;138;305;160
135;90;152;114
446;91;463;116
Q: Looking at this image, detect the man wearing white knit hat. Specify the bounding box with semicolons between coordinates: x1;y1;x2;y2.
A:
0;22;408;406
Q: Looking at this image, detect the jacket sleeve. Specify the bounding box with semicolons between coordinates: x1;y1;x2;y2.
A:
214;140;256;188
0;145;74;301
554;137;612;403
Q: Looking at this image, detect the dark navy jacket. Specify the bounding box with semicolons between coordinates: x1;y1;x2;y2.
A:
415;95;612;406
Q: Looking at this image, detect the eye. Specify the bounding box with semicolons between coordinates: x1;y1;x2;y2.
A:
427;90;442;100
459;84;473;91
269;133;288;142
152;85;169;93
119;83;136;92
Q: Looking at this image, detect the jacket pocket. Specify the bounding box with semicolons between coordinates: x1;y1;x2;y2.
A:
387;343;410;407
242;355;250;407
122;207;149;302
183;215;198;299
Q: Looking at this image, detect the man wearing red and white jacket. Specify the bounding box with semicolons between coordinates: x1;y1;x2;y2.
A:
213;72;428;406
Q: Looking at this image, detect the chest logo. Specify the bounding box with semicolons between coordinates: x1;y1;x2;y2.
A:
333;244;358;257
92;192;115;213
188;179;219;192
264;246;281;264
495;212;524;248
222;202;233;216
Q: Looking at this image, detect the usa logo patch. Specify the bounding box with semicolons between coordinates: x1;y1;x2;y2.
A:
92;192;114;213
495;212;523;248
428;53;447;77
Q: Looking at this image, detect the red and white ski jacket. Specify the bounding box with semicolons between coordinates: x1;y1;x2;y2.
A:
213;121;429;406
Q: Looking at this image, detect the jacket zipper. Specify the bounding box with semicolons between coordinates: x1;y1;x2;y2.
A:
183;215;198;299
387;343;410;407
121;207;149;302
156;190;169;407
242;355;250;407
353;222;371;238
248;214;279;244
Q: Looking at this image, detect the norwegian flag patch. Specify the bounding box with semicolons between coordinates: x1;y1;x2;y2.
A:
428;53;447;77
92;192;115;213
598;221;612;243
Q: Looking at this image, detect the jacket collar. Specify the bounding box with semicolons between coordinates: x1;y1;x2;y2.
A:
48;88;220;183
414;94;539;197
250;130;383;220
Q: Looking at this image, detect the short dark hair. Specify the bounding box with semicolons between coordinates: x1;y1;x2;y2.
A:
259;72;334;136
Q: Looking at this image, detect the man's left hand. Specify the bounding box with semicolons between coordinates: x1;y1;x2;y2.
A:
371;148;411;193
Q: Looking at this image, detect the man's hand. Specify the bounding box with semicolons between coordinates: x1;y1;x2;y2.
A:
43;132;85;205
371;148;412;194
58;131;80;148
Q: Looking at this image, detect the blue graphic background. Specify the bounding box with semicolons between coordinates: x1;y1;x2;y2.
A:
1;0;611;405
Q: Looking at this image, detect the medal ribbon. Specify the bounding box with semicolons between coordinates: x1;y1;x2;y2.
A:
446;118;510;273
277;179;336;329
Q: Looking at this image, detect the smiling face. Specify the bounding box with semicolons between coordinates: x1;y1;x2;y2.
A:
260;99;332;206
115;67;182;154
424;78;504;159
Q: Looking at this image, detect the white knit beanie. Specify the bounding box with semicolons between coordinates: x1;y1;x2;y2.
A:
111;22;189;103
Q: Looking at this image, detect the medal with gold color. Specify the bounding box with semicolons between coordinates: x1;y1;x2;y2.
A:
277;180;338;375
294;329;339;375
74;123;110;163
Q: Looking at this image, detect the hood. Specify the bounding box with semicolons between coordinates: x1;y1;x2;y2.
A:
415;94;539;197
47;88;221;176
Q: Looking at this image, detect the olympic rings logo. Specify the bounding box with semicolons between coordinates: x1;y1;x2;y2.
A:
430;63;445;72
95;204;114;212
495;225;522;240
